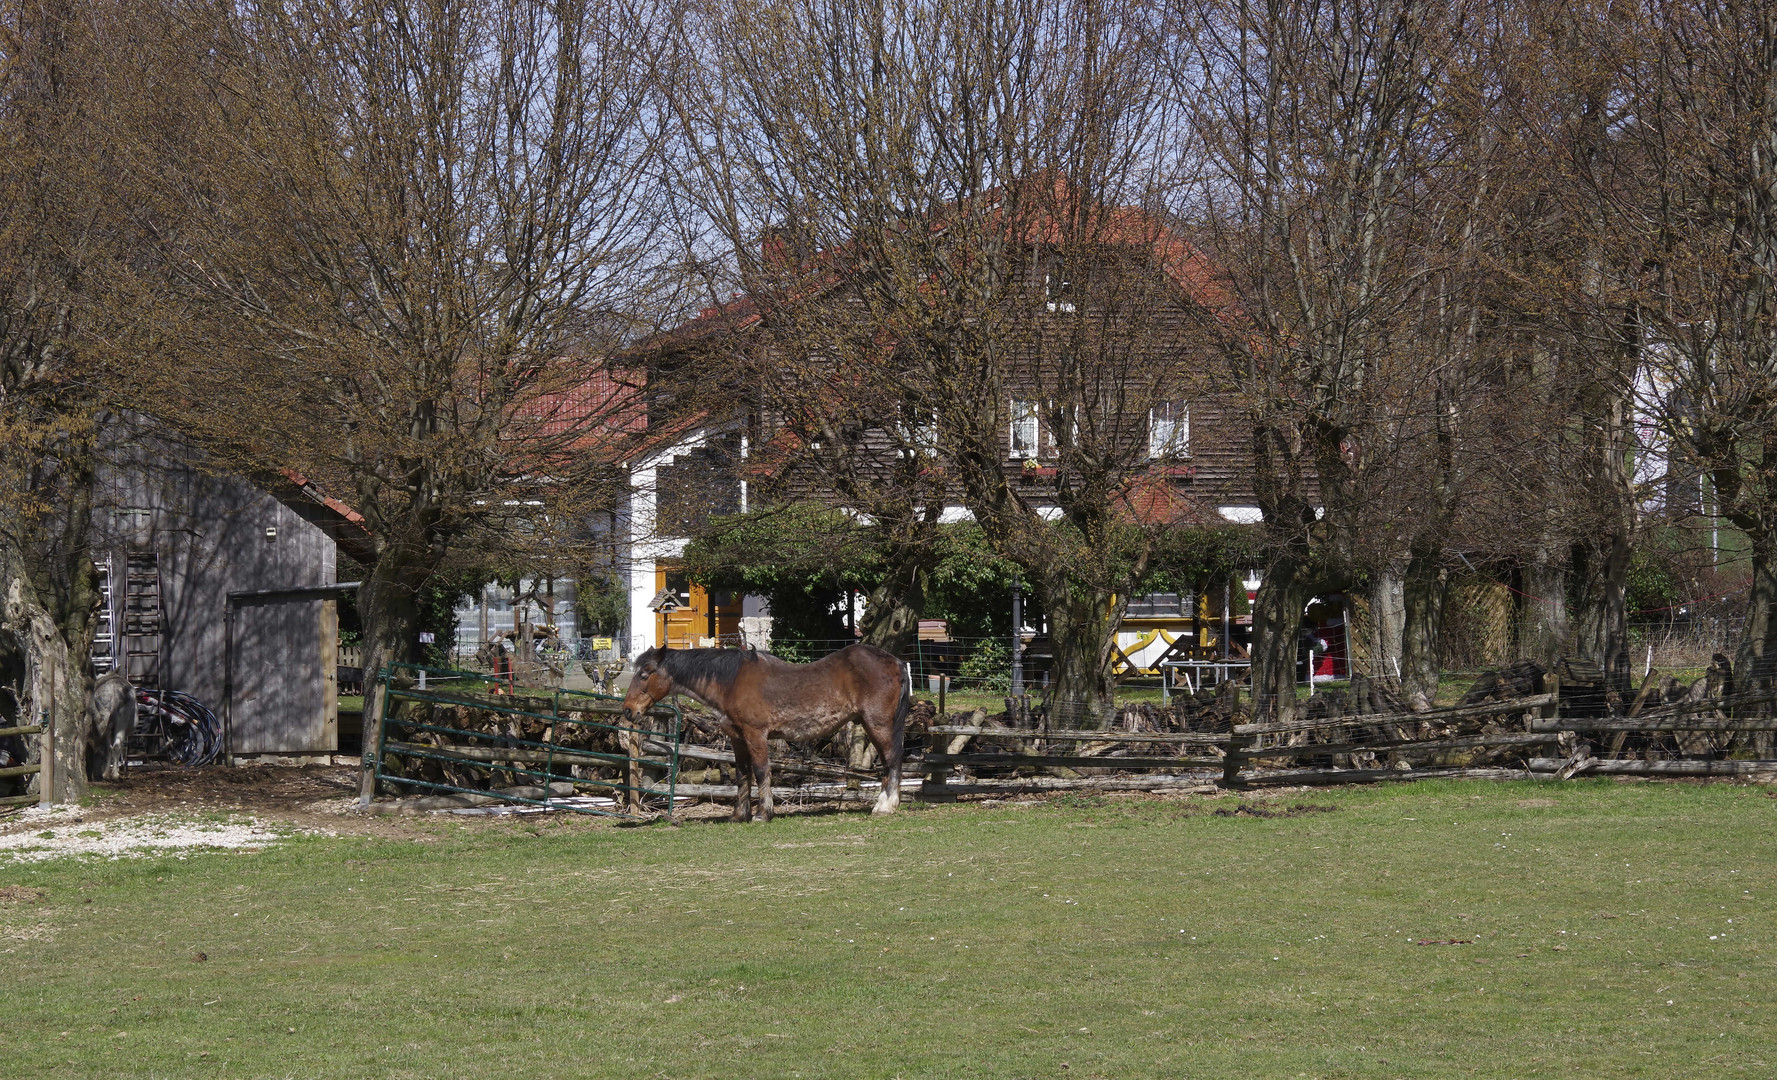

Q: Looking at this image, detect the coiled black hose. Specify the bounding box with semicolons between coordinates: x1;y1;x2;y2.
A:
134;689;223;767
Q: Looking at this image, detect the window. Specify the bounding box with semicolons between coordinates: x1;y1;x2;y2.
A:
1010;399;1041;459
1044;270;1076;313
1127;592;1192;618
898;406;938;455
1149;401;1189;459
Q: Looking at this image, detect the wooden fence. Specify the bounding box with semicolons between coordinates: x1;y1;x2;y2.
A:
911;677;1777;799
0;721;44;808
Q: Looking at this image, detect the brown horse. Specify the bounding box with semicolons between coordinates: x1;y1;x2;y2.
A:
621;644;910;822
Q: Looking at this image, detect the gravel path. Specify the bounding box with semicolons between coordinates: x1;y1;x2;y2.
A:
0;806;322;862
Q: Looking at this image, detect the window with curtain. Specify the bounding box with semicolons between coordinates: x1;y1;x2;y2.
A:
1149;401;1189;458
1010;398;1041;458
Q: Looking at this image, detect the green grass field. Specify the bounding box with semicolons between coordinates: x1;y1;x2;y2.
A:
4;781;1773;1078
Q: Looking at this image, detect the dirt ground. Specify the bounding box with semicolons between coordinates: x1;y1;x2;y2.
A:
0;763;820;843
0;765;568;842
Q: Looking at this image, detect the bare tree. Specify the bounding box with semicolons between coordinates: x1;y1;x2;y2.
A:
1458;0;1651;680
1167;0;1486;718
667;0;1211;709
0;0;130;801
132;0;673;798
1625;0;1777;698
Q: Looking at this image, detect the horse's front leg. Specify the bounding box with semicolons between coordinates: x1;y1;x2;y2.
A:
743;730;773;823
729;733;753;823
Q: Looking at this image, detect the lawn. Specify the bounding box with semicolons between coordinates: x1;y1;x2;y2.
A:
2;781;1773;1078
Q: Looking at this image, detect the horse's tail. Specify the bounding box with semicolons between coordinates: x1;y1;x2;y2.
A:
892;660;912;766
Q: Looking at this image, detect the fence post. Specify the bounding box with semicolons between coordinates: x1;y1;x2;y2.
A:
920;723;953;802
37;688;53;808
621;723;643;814
1541;672;1562;732
1220;683;1248;789
1222;731;1250;789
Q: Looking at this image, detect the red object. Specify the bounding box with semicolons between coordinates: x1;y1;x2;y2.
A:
1313;619;1348;678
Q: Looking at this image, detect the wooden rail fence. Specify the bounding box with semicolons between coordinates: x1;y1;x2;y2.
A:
0;722;45;809
909;679;1777;798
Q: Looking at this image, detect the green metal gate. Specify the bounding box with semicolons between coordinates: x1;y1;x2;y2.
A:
368;663;681;819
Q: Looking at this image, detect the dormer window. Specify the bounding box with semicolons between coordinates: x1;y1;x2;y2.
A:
1044;269;1076;313
1148;400;1189;458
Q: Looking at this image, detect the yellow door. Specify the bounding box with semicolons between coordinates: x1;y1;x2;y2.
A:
655;567;743;648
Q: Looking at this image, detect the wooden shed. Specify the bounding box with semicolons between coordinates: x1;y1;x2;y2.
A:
94;430;347;762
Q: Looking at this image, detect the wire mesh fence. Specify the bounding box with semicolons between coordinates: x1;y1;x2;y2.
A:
751;636;1033;698
1628;616;1746;672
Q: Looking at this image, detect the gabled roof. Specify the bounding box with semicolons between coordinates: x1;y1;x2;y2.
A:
264;469;377;566
640;177;1230;358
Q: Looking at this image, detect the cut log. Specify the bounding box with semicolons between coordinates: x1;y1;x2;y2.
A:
1532;713;1777;734
1235;695;1557;737
1238;766;1541;787
1241;731;1558;760
1527;758;1777;777
921;753;1227;770
925;726;1231;745
385;740;621;768
646;781;916;800
928;775;1220;796
364;781;578;815
637;738;876;781
946;709;988;756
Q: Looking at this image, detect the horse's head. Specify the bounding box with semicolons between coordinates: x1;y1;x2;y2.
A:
620;647;673;722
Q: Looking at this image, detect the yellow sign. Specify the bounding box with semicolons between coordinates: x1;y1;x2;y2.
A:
592;637;614;650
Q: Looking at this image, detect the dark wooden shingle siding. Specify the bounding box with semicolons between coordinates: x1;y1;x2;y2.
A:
645;248;1273;520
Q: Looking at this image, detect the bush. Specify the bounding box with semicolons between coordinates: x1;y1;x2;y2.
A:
956;639;1012;693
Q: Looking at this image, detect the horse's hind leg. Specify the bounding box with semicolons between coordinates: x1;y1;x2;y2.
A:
862;711;903;815
730;737;754;823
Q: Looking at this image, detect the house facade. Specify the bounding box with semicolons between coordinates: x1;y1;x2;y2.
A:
614;214;1283;670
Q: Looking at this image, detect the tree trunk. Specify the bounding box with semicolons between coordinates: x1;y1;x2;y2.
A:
1250;556;1320;724
1368;568;1405;677
1399;547;1447;708
1040;579;1119;724
859;557;928;659
356;543;440;803
0;449;99;804
1517;554;1568;668
5;601;93;803
1572;529;1633;693
1736;535;1777;695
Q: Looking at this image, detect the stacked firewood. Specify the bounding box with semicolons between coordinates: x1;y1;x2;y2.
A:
378;694;628;792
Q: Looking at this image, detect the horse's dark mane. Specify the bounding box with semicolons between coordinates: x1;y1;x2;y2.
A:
655;647;757;692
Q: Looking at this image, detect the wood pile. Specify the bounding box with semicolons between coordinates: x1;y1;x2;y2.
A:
378;692;641;796
1459;660;1548;705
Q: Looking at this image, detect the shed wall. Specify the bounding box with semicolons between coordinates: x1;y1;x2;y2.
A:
96;435;338;755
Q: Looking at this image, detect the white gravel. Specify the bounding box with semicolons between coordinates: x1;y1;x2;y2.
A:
0;807;323;862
